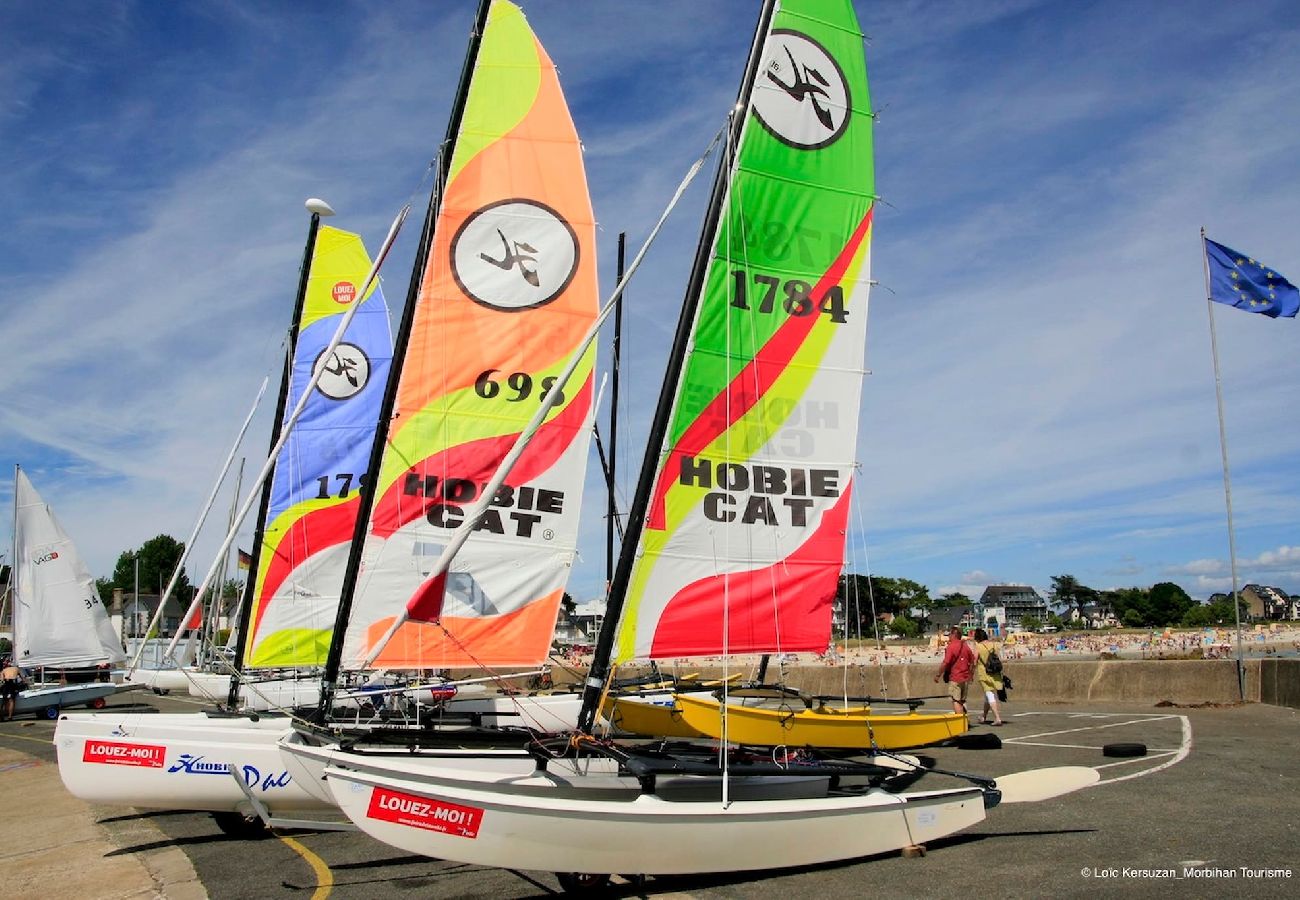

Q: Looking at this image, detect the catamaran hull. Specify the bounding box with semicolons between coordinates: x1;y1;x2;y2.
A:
54;712;329;813
675;695;970;750
127;668;199;694
443;692;584;732
323;757;988;875
277;728;549;806
184;671;322;710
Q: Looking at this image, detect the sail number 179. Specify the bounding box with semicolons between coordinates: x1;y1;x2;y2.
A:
729;270;848;323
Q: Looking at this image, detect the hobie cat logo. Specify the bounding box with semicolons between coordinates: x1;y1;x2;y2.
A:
451;198;579;312
313;342;370;401
753;30;851;149
33;550;60;565
167;754;293;791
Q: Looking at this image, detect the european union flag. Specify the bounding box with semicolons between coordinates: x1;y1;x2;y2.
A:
1205;238;1298;319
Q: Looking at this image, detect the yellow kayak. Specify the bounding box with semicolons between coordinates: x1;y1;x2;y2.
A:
673;693;969;749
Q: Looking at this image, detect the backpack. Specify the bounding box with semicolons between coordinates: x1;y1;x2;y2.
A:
985;647;1004;676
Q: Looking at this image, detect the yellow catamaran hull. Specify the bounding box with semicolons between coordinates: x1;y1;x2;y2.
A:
671;694;969;749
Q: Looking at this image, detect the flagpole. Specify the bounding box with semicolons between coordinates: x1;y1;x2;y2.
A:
1200;227;1245;699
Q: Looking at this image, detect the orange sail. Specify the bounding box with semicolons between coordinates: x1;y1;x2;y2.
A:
339;0;597;669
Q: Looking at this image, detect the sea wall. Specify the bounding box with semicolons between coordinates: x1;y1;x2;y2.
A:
572;658;1300;707
1257;659;1300;709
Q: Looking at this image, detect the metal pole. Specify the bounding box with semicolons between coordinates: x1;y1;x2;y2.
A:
1200;227;1245;699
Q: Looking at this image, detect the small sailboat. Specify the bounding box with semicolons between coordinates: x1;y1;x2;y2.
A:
55;205;394;832
9;467;128;718
317;0;1096;884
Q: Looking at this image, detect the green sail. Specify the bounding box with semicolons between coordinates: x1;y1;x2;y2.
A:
616;0;875;662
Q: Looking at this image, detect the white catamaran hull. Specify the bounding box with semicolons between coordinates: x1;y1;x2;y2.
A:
54;712;329;813
442;692;585;732
321;753;988;875
127;668;202;694
184;671;322;710
277;727;547;806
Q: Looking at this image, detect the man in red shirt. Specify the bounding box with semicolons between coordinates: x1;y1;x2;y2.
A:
934;626;975;716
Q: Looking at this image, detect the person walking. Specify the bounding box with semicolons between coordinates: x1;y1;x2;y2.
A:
971;628;1005;725
933;626;975;717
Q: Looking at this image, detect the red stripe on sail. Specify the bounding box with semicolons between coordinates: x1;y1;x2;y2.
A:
647;207;872;530
370;373;593;539
647;485;852;658
248;497;362;641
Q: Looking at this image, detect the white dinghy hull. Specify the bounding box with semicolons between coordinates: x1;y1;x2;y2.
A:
322;755;988;876
15;683;120;719
54;712;330;814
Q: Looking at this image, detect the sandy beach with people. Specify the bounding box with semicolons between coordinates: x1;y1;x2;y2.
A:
557;625;1300;671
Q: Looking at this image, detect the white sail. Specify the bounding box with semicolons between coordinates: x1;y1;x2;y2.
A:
12;468;125;668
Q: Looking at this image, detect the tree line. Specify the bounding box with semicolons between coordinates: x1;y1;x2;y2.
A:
835;572;1245;638
93;534;242;607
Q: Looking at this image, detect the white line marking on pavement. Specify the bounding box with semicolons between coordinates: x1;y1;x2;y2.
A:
1092;715;1192;787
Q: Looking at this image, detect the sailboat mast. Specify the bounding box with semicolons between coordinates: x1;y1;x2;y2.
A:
9;465;18;660
577;0;779;732
606;233;625;586
225;206;325;708
315;0;494;720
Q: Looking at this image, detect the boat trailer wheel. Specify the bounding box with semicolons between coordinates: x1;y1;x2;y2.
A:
555;872;612;894
211;811;271;839
44;705;61;720
90;697;107;710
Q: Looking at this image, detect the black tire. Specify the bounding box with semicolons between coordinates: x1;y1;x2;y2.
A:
952;732;1002;750
44;705;61;720
1102;742;1147;758
211;811;271;839
555;872;612;894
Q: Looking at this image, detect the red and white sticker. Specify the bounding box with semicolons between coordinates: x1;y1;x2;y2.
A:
366;786;483;838
82;740;166;768
332;281;356;304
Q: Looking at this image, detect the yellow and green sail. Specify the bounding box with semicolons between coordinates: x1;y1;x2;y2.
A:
241;226;392;668
615;0;874;662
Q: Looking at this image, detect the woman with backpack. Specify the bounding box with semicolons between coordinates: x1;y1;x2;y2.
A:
971;628;1005;726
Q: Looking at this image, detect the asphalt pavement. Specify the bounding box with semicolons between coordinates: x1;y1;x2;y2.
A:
1;691;1297;899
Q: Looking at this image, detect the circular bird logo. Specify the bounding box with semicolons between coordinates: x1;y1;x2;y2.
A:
752;30;851;150
451;199;580;312
313;342;370;400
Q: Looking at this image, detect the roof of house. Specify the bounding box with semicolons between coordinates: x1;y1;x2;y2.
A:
928;606;972;628
979;585;1045;602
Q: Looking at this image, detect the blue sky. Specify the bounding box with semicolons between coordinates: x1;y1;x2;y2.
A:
3;0;1299;610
